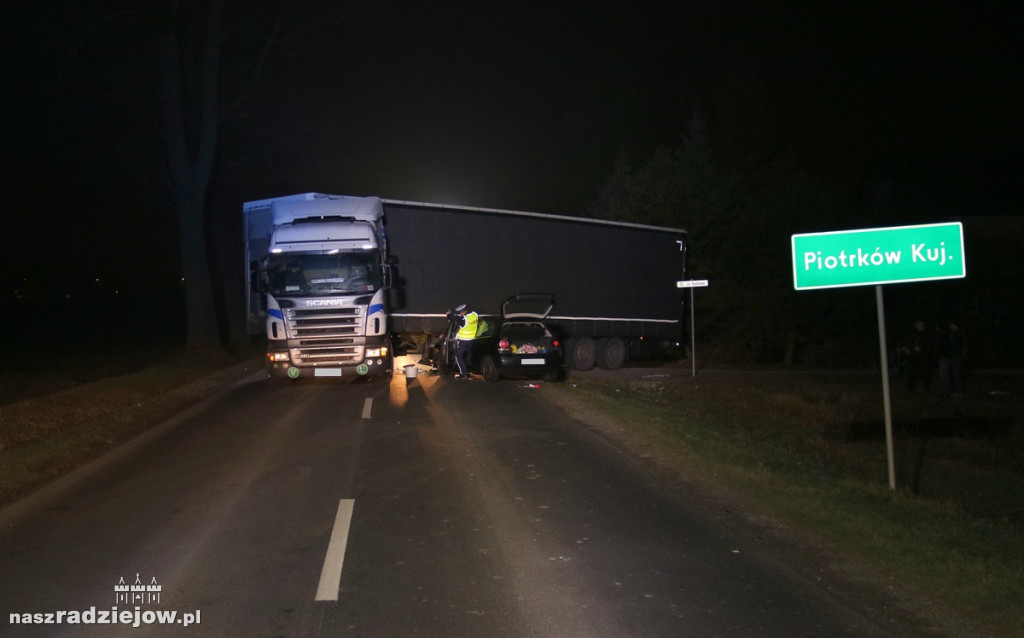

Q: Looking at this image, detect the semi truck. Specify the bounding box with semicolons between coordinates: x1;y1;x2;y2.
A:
244;192;686;382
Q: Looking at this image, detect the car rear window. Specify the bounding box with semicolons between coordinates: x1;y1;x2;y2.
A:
502;324;548;340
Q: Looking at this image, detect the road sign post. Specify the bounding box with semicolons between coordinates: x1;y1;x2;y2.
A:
678;279;709;377
875;285;897;490
792;223;965;491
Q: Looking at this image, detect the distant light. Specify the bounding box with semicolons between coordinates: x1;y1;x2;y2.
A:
361;244;374;250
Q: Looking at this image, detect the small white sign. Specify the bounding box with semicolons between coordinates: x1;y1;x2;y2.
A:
677;279;709;288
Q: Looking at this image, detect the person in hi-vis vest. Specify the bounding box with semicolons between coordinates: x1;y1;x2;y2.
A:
452;303;478;379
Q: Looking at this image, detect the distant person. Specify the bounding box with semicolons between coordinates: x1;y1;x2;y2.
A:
905;319;934;394
938;320;967;396
450;304;479;380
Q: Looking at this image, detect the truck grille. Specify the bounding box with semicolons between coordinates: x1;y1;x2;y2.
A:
286;307;364;365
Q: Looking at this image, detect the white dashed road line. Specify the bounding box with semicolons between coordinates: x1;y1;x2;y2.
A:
315;499;355;601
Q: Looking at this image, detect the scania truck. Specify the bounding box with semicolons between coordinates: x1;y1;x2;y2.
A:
244;193;393;382
245;192;687;381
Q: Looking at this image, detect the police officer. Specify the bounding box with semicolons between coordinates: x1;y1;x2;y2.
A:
452;303;478;379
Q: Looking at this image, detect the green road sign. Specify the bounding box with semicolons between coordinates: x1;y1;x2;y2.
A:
792;222;965;290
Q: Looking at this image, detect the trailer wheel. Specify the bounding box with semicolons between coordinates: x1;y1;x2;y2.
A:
481;356;500;382
566;336;596;371
596;337;626;370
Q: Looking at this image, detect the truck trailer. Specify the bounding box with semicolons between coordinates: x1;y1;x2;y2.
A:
244;193;686;381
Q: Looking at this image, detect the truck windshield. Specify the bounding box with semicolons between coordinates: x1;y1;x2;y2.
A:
266;253;380;296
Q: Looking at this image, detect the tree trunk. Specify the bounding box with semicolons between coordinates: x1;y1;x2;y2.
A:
178;186;221;351
159;0;225;352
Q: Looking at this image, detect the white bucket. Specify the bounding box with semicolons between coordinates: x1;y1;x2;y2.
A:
404;364;418;379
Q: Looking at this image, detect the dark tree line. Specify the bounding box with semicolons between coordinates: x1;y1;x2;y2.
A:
590;109;898;366
588;103;1022;367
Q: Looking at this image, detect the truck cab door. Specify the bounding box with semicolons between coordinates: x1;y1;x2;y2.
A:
247;259;268;332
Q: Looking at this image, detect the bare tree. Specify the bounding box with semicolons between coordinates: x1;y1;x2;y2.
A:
158;0;226;351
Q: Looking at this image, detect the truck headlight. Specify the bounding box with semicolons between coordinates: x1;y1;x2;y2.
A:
365;347;388;357
267;352;290;362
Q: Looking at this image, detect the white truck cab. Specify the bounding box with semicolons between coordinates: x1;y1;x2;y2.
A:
244;193;392;382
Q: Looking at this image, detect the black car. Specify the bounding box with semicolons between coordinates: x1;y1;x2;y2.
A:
433;294;565;382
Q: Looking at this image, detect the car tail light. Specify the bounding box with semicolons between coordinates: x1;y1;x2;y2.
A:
552;339;560;348
499;339;509;349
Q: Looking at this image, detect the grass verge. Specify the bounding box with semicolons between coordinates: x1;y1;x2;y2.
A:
0;349;262;507
545;368;1023;638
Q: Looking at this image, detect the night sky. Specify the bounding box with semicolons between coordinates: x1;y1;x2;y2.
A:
2;2;1021;343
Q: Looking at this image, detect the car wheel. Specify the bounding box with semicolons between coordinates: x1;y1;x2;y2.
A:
596;337;626;370
481;356;500;382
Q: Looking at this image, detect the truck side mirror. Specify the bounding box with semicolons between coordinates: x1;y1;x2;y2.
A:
250;260;269;299
249;261;261;293
388;286;405;310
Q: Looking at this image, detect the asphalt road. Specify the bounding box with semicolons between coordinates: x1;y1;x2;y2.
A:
1;358;893;637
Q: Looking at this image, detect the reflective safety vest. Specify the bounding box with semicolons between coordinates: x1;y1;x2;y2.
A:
457;311;479;340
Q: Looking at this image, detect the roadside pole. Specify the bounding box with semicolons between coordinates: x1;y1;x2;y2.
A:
678;279;709;377
690;288;696;377
875;285;896;490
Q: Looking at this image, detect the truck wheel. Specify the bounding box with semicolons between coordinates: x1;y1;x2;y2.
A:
596;337;626;370
566;337;595;371
481;356;500;382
